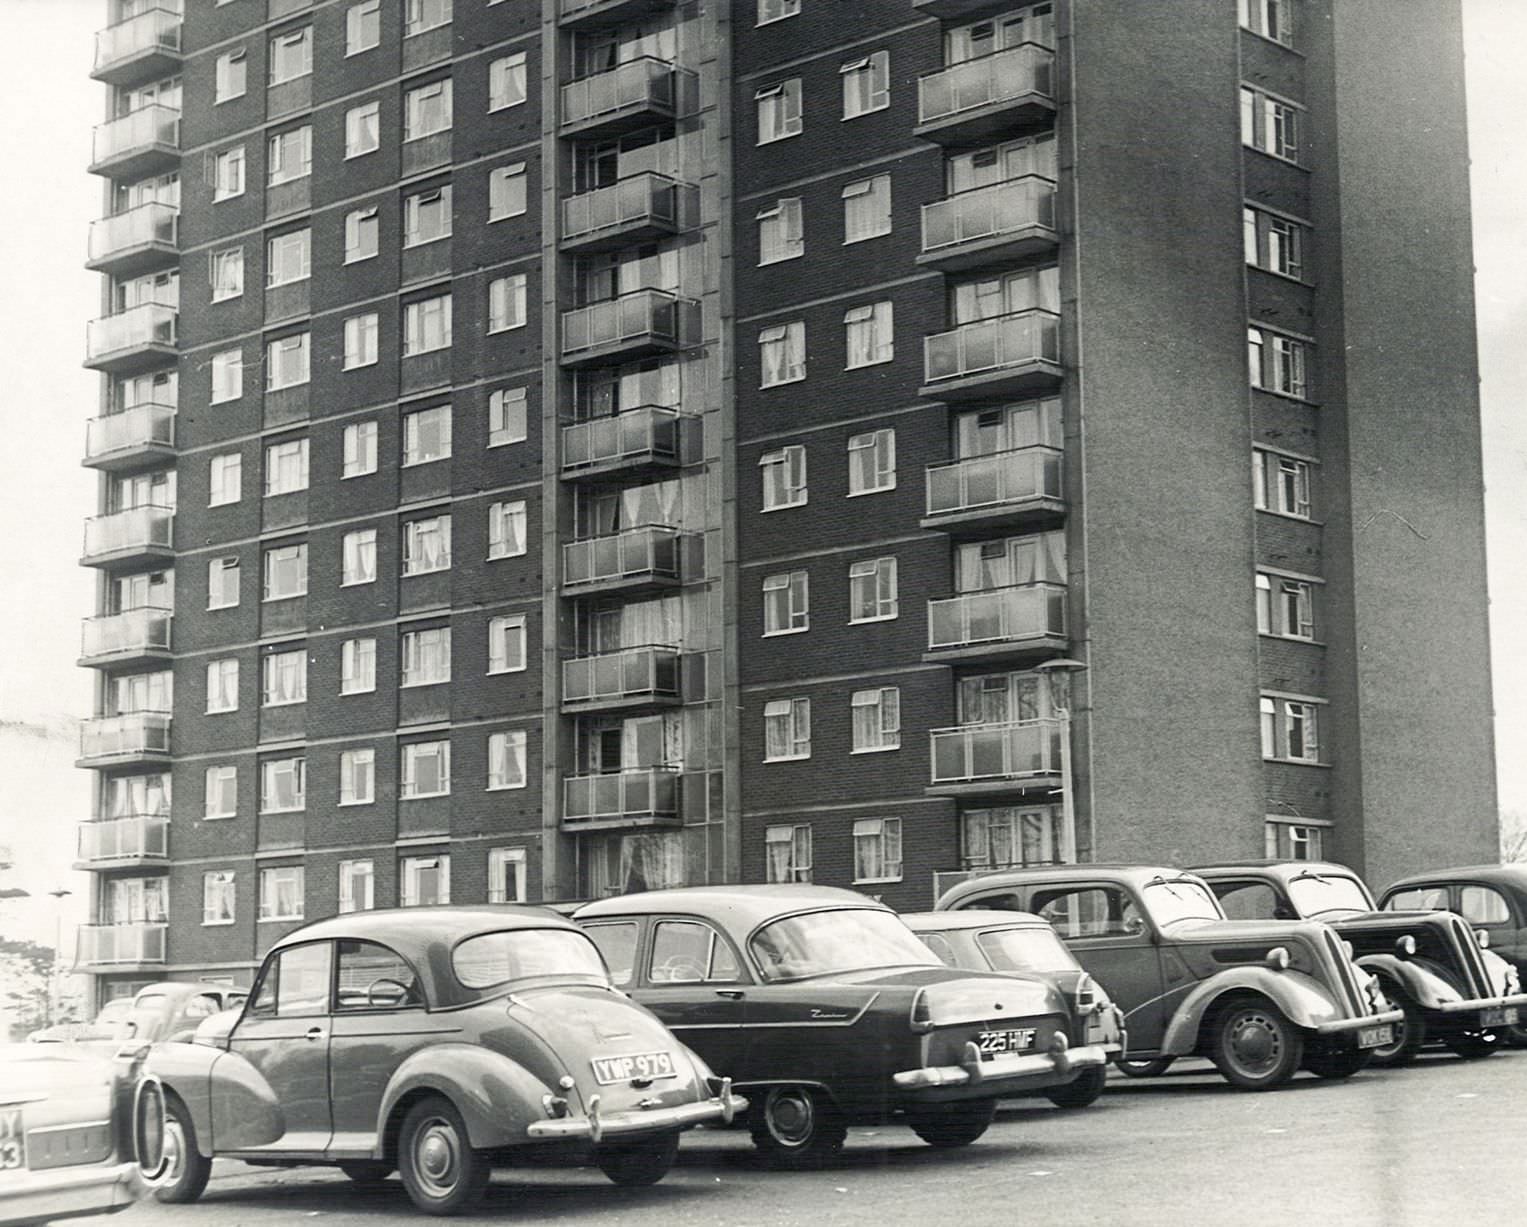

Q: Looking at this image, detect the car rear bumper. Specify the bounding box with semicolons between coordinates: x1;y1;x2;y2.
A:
892;1040;1109;1091
1310;1008;1403;1036
525;1085;747;1144
0;1159;145;1225
1431;991;1527;1018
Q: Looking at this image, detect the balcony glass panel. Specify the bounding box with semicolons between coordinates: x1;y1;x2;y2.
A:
94;7;181;74
562;172;679;241
930;718;1061;784
79;712;172;760
87;201;178;265
563;645;680;705
76;923;167;966
918;44;1054;126
562;56;676;127
926;445;1061;517
77;814;169;863
562;289;683;357
564;767;678;820
562;405;681;472
563;525;682;588
921;177;1055;254
924;309;1059;385
85;403;175;464
86;303;178;362
81;606;172;660
92;103;179;165
927;583;1067;650
83;505;174;559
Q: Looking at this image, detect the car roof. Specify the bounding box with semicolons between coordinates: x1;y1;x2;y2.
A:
575;885;887;930
940;865;1200;897
1191;860;1363;881
1384;864;1527;891
901;909;1047;931
268;903;579;955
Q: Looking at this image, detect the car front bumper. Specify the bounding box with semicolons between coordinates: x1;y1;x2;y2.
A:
1310;1008;1403;1036
1431;991;1527;1020
891;1040;1109;1092
525;1085;748;1144
0;1159;145;1226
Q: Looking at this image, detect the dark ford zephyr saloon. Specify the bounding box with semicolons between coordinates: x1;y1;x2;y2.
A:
146;906;743;1215
1196;861;1527;1064
938;867;1400;1090
575;886;1107;1168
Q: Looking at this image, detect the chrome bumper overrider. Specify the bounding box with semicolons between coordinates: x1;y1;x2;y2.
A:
526;1084;748;1144
1434;991;1527;1017
892;1041;1109;1090
1311;1008;1403;1036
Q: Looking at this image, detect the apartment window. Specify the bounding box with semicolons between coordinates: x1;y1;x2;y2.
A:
1253;449;1313;518
763;570;808;635
849;556;898;622
489;52;527;111
755;80;802;144
488;164;528;221
404;295;452;355
344;207;379;263
269;26;312;84
401;855;450;906
843;175;892;243
266;230;310;288
402;741;451;798
841;50;889;119
202;872;236;925
263;542;308;600
1244;206;1306;280
338;859;374;913
487;500;527;558
844;301;893;367
343;312;379;370
341;528;377;586
487;615;526;674
345;0;379;55
847;429;895;495
263;437;309;496
757;197;803;265
212;146;244;201
209;247;243;301
341;637;376;694
1240;86;1301;163
759;321;805;387
208;453;241;507
404;78;453;141
404;185;452;246
343;421;378;478
265;333;310;391
214;49;246;103
207;556;240;609
853;817;902;883
403;404;452;465
261;648;307;707
757;0;799;23
760;446;806;511
257;867;304;922
1260;695;1322;763
1255;573;1315;640
268;127;312;185
488;387;527;446
339;748;375;806
488;274;528;333
487;730;527;790
765;825;812;883
851;687;901;752
488;847;527;903
345;101;380;158
203;766;237;819
403;515;452;575
260;757;306;812
1246;326;1309;398
763;697;811;760
1266;821;1324;860
211;348;243;403
401;627;451;686
205;658;239;714
1240;0;1293;46
405;0;451;36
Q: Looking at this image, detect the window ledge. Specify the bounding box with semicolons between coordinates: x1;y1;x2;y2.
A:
853;876;902;885
1257;632;1325;647
1254;507;1320;526
1261;756;1330;768
201;919;235;927
402;792;451;801
1242;145;1309;173
761;501;807;513
337;799;374;808
259;808;306;817
846;485;895;498
763;755;811;763
258;914;304;924
763;627;809;638
202;814;235;822
760;375;807;390
848;614;898;625
401;679;451;689
260;699;306;710
851;745;899;755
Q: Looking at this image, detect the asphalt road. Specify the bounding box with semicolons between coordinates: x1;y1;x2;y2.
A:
115;1050;1523;1227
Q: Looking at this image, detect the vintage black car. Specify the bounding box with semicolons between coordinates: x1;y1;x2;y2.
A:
901;910;1126;1108
575;886;1108;1168
937;866;1399;1090
1195;861;1527;1064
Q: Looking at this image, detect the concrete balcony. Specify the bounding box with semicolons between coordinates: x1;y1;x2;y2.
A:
562;767;681;832
920;308;1061;400
74;814;169;871
915;45;1055;146
561;405;684;482
92;7;182;86
918;176;1057;273
83;403;175;472
561;172;692;253
77;712;172;768
922;445;1064;534
86;201;178;277
560;289;696;367
79;606;172;669
84;302;177;374
558;0;673;30
89;104;179;178
562;645;682;714
560;56;692;139
563;525;686;596
74;922;167;970
81;505;174;569
925;582;1068;664
928;718;1063;795
912;0;1018;17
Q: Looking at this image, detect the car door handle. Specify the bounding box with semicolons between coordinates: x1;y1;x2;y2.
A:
714;989;744;1000
305;1026;327;1041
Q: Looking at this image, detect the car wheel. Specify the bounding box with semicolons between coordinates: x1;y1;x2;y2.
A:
906;1097;997;1148
339;1161;395;1188
1446;1030;1499;1060
594;1130;680;1187
1115;1057;1174;1078
748;1086;847;1170
1503;1023;1527;1049
1211;998;1304;1090
1302;1043;1373;1080
154;1095;212;1205
1368;985;1425;1068
1044;1064;1107;1108
398;1096;491;1216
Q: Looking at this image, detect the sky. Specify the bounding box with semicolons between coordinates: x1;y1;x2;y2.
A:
0;0;1522;949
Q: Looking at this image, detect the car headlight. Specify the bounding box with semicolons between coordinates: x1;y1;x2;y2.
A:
1395;935;1416;957
1265;946;1291;971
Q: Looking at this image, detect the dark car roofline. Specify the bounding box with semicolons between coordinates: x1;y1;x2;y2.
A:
1385;864;1527;889
942;865;1200;891
574;885;887;930
901;909;1047;930
1190;860;1362;879
265;903;581;955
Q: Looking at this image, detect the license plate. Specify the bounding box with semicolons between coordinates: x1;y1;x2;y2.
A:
1357;1025;1393;1049
0;1109;24;1172
1481;1007;1518;1027
590;1051;677;1085
976;1028;1036;1058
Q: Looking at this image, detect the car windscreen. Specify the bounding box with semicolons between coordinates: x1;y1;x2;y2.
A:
1142;878;1224;926
452;928;610;989
749;909;942;982
1287;872;1372;917
975;926;1079;974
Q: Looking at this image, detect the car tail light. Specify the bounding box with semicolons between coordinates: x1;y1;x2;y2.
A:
1476;929;1491;950
1265;946;1291;971
1074;973;1098;1011
910;988;933;1032
1342;940;1356;961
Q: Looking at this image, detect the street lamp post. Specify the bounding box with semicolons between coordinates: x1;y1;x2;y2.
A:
47;889;73;1027
1035;657;1086;864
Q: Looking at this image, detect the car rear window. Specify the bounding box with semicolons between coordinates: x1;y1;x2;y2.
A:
975;926;1078;974
452;928;609;989
750;908;940;982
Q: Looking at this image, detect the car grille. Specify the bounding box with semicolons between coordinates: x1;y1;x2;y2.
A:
1443;914;1493;998
1320;929;1365;1016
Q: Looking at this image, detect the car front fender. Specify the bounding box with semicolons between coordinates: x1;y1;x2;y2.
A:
146;1042;284;1156
1356;955;1464;1011
1159;968;1342;1056
379;1043;551;1152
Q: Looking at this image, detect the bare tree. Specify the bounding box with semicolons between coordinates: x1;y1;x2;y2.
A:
1502;810;1527;864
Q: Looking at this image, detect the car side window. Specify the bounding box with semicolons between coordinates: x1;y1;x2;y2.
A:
336;940;423;1010
1460;887;1512;926
1213;881;1289;922
917;932;958;966
956;891;1023;912
249;943;333;1018
184;994;220;1020
585;921;640;988
1386;886;1450;912
1034;887;1142;940
650;921;742;984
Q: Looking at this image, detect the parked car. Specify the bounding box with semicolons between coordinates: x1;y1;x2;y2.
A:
1378;863;1527;1048
0;1040;165;1226
574;885;1108;1168
26;996;134;1045
936;866;1399;1090
901;910;1126;1108
146;905;744;1216
1195;860;1527;1064
116;983;248;1045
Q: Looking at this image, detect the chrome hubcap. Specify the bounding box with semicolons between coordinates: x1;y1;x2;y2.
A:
1228;1011;1282;1074
413;1119;460;1196
162;1119;185;1184
766;1089;815;1146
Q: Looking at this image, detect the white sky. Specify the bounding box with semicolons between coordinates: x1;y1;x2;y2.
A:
0;0;1522;946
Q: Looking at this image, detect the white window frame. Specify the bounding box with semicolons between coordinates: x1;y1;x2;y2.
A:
265;229;310;288
341;528;377;587
404;185;453;247
341;637;377;695
1265;819;1327;860
488;847;528;903
1240;85;1302;164
1253;449;1314;519
489;52;528;112
206;555;240;610
260;647;307;707
401;854;451;906
487;730;528;791
847;429;895;495
763;569;809;635
488;273;528;334
401;741;452;799
208;453;242;508
263;437;309;497
848;556;898;623
203;765;237;819
212;146;245;202
268;26;312;86
755;79;802;144
760;445;807;511
1260;694;1324;763
344;206;379;264
267;126;312;186
851;686;901;753
211;348;244;403
345;100;381;159
842;174;891;244
262;542;308;601
343;312;379;370
265;332;310;392
339;747;376;806
844;300;893;368
1256;572;1316;641
214;49;246;104
487;614;527;675
405;0;452;38
209;246;243;302
840;50;890;119
763;697;811;761
259;756;306;813
401;626;452;687
488;387;527;446
345;0;380;56
764;824;813;883
403;404;452;466
202;871;236;926
403;515;452;575
338;859;374;913
488;163;528;221
853;817;903;883
205;658;239;714
488;499;528;559
404;294;452;356
1240;0;1294;45
757;197;803;265
759;321;805;387
343;420;378;478
757;0;800;24
404;77;453;141
257;866;305;922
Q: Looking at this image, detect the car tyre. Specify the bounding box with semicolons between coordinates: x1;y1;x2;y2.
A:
1115;1057;1174;1078
339;1161;395;1188
1446;1030;1499;1060
595;1130;680;1187
1211;997;1304;1091
906;1097;997;1148
1503;1023;1527;1049
154;1095;212;1205
1302;1043;1373;1080
1044;1065;1107;1108
749;1086;847;1170
1368;985;1425;1068
398;1095;491;1216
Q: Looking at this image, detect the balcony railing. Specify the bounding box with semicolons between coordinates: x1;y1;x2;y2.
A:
559;0;672;26
563;525;684;591
90;103;179;171
561;56;684;131
82;505;174;562
79;712;172;763
76;814;169;865
563;767;679;823
75;922;167;968
563;645;681;707
81;606;172;663
87;201;178;271
917;44;1055;128
562;289;691;363
84;403;176;467
920;176;1056;261
562;405;682;476
930;717;1063;785
925;445;1062;520
927;583;1067;652
562;172;685;247
85;302;178;368
923;308;1060;390
93;7;182;81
